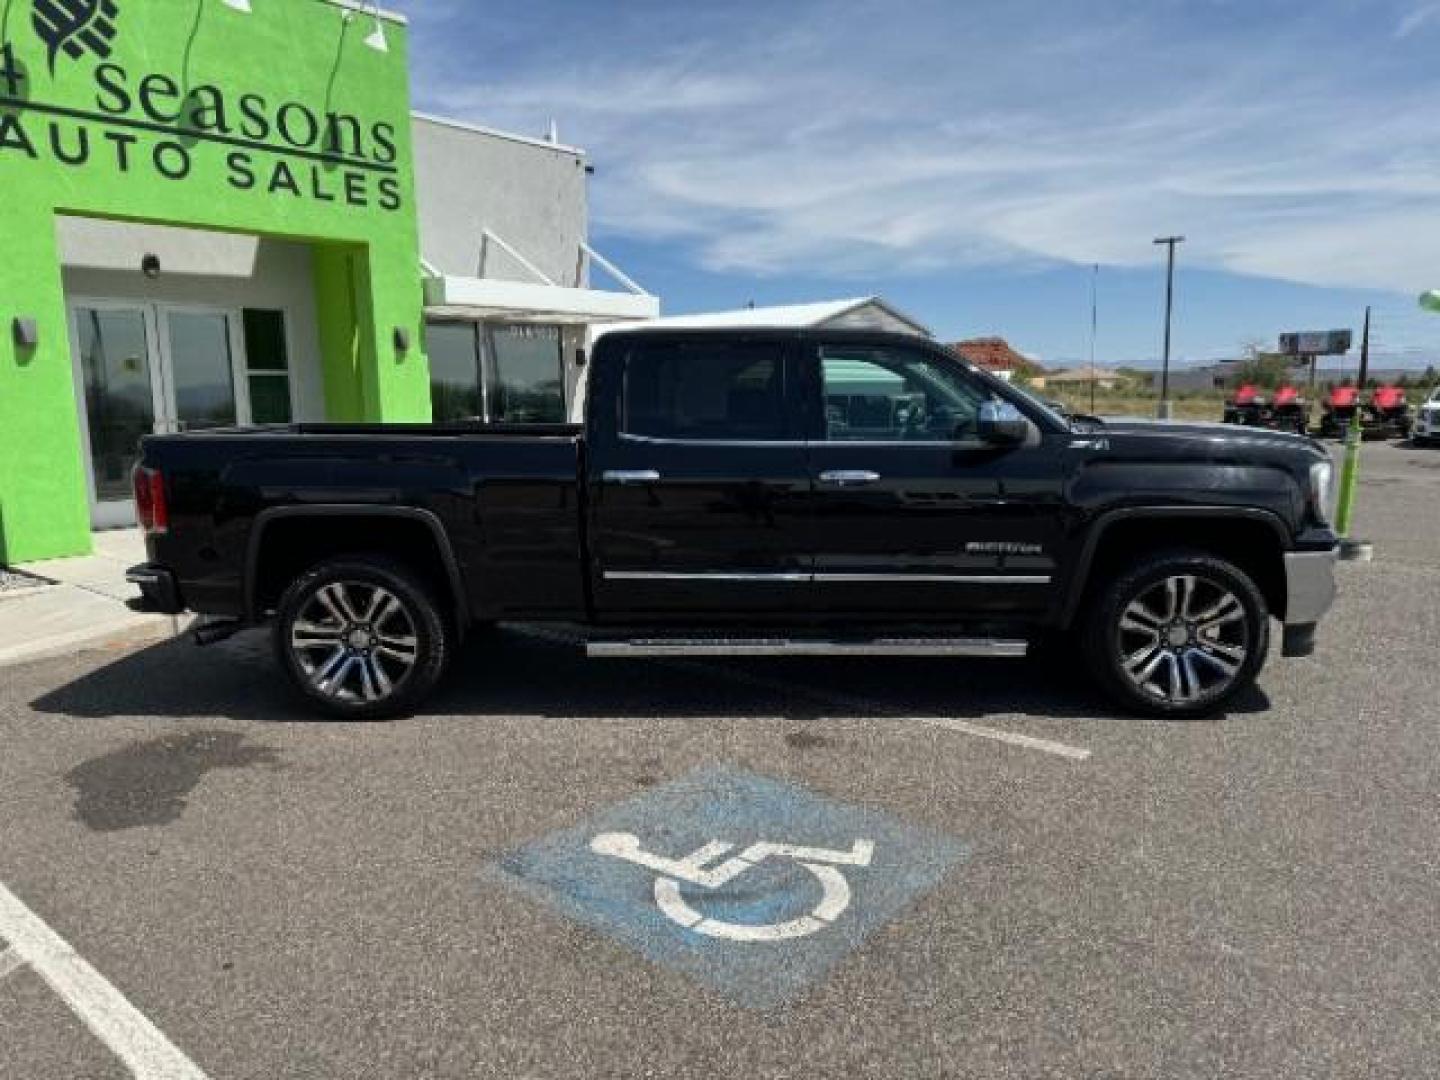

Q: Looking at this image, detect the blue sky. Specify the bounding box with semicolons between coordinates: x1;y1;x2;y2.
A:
391;0;1440;370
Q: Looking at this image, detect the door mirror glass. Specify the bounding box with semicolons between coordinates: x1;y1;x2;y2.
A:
977;400;1031;445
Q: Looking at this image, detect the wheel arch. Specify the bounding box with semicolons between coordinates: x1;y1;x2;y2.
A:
245;506;469;635
1059;507;1291;629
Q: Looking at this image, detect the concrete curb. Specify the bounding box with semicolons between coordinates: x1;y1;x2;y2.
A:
0;614;194;670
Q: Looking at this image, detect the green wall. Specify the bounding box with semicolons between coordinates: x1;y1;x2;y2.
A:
0;0;429;561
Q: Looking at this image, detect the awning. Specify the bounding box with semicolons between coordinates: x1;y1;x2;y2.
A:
423;276;660;325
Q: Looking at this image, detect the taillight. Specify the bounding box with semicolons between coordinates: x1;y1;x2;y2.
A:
133;466;169;535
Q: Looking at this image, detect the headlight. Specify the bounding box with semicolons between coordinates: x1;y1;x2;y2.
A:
1310;461;1335;524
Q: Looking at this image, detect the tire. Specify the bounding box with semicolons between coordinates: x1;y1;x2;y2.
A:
274;556;450;720
1082;549;1270;719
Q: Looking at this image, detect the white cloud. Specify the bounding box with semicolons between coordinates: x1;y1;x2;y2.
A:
398;0;1440;296
1396;3;1440;37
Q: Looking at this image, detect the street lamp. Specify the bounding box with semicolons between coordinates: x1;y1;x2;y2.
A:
1154;236;1185;420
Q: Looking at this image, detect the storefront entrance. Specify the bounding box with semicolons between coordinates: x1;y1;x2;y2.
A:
67;301;293;528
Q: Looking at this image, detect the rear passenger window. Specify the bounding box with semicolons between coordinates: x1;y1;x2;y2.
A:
623;342;788;441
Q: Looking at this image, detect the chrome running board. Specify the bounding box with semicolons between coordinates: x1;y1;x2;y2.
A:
585;637;1029;659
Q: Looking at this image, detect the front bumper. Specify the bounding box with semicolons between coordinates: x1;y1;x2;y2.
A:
1281;547;1339;658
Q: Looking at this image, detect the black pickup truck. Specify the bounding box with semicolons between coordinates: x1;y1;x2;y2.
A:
128;328;1339;720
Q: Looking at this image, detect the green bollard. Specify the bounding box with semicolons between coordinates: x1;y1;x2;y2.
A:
1334;414;1363;537
1334;414;1373;561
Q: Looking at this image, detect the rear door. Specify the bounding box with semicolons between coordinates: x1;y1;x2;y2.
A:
587;335;811;620
803;340;1068;619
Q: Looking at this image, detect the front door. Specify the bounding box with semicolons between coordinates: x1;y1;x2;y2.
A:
587;335;811;621
803;341;1068;620
70;302;248;527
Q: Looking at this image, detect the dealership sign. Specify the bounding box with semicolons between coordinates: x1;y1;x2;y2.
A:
0;5;403;212
1278;330;1353;357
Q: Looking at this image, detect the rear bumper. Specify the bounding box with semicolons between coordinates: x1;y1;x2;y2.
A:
126;564;184;616
1281;547;1339;658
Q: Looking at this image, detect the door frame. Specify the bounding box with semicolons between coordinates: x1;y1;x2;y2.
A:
67;299;166;529
67;298;252;528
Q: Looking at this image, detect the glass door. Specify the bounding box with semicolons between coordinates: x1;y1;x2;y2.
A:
156;308;245;433
70;305;164;530
69;302;249;529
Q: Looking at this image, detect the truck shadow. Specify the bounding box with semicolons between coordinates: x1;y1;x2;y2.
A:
31;624;1271;727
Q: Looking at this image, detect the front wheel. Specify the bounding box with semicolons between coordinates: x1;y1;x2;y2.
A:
275;557;450;720
1083;550;1270;719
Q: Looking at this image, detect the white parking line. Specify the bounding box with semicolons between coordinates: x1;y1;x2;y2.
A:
906;717;1092;762
0;880;210;1080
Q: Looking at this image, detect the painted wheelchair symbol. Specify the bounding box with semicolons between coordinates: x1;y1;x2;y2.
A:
591;832;875;943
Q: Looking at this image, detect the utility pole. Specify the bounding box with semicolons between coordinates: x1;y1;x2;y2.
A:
1154;236;1185;419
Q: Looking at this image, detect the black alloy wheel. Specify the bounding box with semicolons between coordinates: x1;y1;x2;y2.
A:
275;556;450;720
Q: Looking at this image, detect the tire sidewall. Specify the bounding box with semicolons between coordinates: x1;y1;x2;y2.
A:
1085;550;1270;719
275;558;449;720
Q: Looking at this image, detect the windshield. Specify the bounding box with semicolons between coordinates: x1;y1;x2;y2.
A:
1006;379;1090;430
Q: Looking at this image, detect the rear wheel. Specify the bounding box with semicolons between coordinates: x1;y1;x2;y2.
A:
1083;550;1269;719
275;557;450;720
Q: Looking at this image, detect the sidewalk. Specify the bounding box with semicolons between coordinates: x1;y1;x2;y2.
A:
0;530;193;669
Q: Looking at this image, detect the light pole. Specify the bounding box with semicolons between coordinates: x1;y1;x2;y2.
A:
1089;264;1099;416
1154;236;1185;419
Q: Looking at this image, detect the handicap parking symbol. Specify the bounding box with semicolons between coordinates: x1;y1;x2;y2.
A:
492;766;968;1007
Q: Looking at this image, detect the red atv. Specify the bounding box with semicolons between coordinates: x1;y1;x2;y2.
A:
1223;384;1270;427
1318;385;1361;439
1364;385;1413;441
1270;385;1311;435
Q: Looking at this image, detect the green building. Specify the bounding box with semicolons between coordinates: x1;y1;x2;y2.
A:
0;0;657;563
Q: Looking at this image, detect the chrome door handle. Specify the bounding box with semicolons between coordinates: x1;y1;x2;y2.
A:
603;470;662;485
820;470;882;487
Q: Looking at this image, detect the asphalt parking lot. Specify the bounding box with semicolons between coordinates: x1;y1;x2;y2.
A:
1;440;1436;1080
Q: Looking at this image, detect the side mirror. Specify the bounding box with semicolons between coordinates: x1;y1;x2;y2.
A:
977;401;1031;446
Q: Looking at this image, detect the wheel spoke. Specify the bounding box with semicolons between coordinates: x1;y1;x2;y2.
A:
1195;594;1244;633
291;621;344;650
1163;656;1186;705
1178;652;1203;702
376;643;417;668
367;655;394;697
1162;577;1181;622
1191;646;1242;678
1175;576;1199;621
314;587;349;626
328;584;365;624
309;647;348;690
1126;645;1167;683
357;656;380;702
371;595;402;630
1121;602;1164;635
326;656;362;698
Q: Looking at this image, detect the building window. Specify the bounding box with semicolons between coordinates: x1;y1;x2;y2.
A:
486;324;565;423
242;309;293;425
426;321;566;424
427;322;483;422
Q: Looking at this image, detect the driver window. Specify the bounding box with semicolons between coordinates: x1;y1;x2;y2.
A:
820;346;989;442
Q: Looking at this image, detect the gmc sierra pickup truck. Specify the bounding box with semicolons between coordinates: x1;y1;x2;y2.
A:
127;328;1340;720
